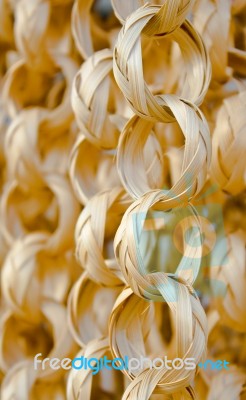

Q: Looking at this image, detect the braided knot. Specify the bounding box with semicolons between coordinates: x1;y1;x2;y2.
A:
211;91;246;195
113;4;210;121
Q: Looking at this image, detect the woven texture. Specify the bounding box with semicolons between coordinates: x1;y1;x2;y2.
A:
0;0;245;399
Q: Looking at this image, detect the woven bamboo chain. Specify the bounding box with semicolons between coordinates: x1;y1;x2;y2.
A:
0;0;245;399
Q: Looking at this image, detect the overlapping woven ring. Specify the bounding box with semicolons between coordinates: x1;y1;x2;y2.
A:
75;187;130;286
117;95;211;199
113;4;211;122
69;134;121;205
109;286;207;399
114;191;205;300
71;49;120;149
68;272;122;347
0;174;80;253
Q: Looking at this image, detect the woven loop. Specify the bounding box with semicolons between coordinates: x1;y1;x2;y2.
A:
117;95;211;199
14;0;73;70
211;91;246;195
114;196;205;300
1;233;77;322
72;0;119;59
0;304;76;379
109;287;207;399
4;108;78;196
68;273;122;347
14;0;51;70
71;49;121;149
2;56;77;134
0;361;39;400
69;134;122;205
113;6;211;121
1;233;48;320
0;0;245;398
66;338;119;400
193;0;231;83
0;174;80;253
0;360;66;400
210;230;246;332
75;187;131;286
